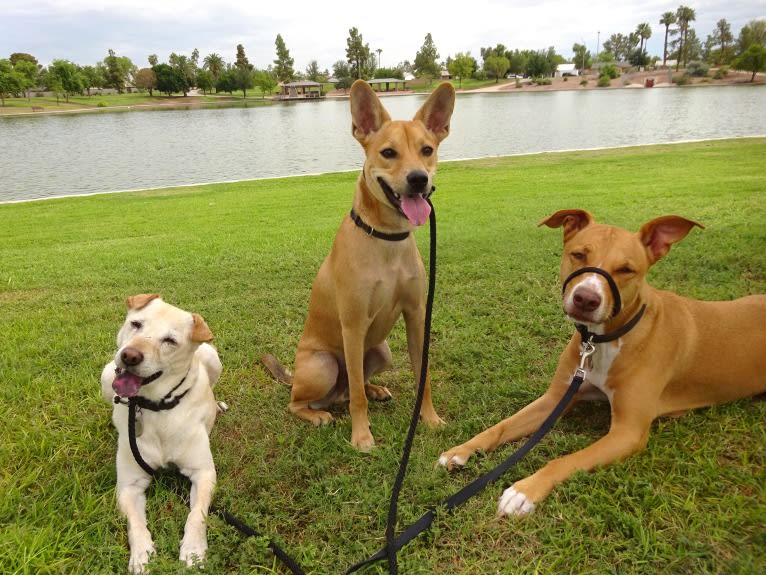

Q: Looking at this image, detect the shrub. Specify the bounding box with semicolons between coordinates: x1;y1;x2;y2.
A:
687;61;709;77
601;64;620;79
672;74;691;85
713;66;729;79
97;101;108;107
597;75;612;87
580;78;588;87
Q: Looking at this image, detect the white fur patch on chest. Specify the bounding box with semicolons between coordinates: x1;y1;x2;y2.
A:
583;341;622;402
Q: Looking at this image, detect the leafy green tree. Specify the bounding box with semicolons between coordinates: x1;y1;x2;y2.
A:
629;48;650;67
733;43;766;81
603;33;638;61
80;65;104;95
525;47;560;78
168;53;195;95
709;19;734;64
447;52;475;87
572;43;592;72
737;19;766;53
660;11;678;66
46;60;84;102
195;69;213;95
10;52;37;66
332;60;353;90
148;54;158;67
152;63;186;95
413;33;441;82
483;55;509;82
305;60;321;81
215;66;237;94
12;59;39;99
675;5;696;69
507;50;528;76
0;59;24;105
234;44;255;97
254;68;278;97
103;49;134;93
134;67;157;95
273;34;295;82
346;27;371;79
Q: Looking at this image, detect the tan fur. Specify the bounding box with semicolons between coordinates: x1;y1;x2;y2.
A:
439;210;766;516
263;80;455;451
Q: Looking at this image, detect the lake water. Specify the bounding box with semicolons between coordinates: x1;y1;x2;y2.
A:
1;85;765;203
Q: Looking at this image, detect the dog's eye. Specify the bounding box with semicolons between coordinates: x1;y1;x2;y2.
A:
162;337;178;346
130;320;143;330
421;146;434;157
570;252;586;262
616;266;635;274
380;148;397;159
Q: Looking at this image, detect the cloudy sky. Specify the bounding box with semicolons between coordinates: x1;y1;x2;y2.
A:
2;0;764;71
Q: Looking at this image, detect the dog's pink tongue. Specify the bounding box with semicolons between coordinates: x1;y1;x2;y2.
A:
113;371;142;398
400;196;431;227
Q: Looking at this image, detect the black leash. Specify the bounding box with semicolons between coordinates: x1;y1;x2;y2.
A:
345;340;596;574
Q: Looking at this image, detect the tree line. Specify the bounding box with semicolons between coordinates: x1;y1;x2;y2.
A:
1;8;765;105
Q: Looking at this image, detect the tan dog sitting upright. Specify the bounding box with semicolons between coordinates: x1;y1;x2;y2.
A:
263;79;455;450
439;209;766;516
101;294;223;573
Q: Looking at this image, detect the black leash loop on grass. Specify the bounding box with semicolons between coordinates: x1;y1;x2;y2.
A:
344;339;595;574
124;399;307;574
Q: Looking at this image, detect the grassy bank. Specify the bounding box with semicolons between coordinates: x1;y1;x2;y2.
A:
1;139;765;574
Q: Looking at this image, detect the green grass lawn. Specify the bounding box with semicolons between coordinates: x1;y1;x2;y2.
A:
1;139;765;574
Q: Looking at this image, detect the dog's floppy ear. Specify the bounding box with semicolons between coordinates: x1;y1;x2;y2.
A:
413;82;455;142
191;313;214;343
638;215;704;264
126;293;161;310
350;79;391;143
538;209;595;242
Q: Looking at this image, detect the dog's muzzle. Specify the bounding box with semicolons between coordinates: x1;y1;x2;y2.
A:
561;266;622;318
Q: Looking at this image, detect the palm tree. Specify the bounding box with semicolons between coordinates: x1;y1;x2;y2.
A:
675;5;696;70
203;53;225;83
636;23;652;55
660;11;677;67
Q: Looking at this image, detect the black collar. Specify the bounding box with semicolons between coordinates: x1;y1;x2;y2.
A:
349;209;410;242
113;375;190;412
576;304;647;344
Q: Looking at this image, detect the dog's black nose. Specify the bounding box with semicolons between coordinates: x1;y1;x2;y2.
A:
407;171;429;192
121;347;144;366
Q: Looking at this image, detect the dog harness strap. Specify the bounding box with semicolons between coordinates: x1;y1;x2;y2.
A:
576;304;647;344
349;209;411;242
562;266;622;317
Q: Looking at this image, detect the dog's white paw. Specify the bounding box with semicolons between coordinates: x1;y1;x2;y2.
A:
128;542;154;574
497;486;536;517
437;453;466;468
179;537;207;568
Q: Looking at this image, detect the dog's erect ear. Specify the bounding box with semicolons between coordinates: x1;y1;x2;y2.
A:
191;313;214;343
350;79;391;143
638;215;704;264
413;82;456;142
538;209;595;242
126;293;161;310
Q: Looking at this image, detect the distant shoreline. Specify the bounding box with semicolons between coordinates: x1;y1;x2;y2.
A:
2;69;763;117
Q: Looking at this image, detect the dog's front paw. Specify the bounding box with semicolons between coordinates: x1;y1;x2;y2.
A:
365;383;393;402
179;537;207;568
497;486;536;517
351;430;375;452
128;541;154;574
437;446;473;470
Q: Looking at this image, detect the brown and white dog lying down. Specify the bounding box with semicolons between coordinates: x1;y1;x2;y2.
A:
101;294;223;573
439;209;766;516
263;79;455;451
